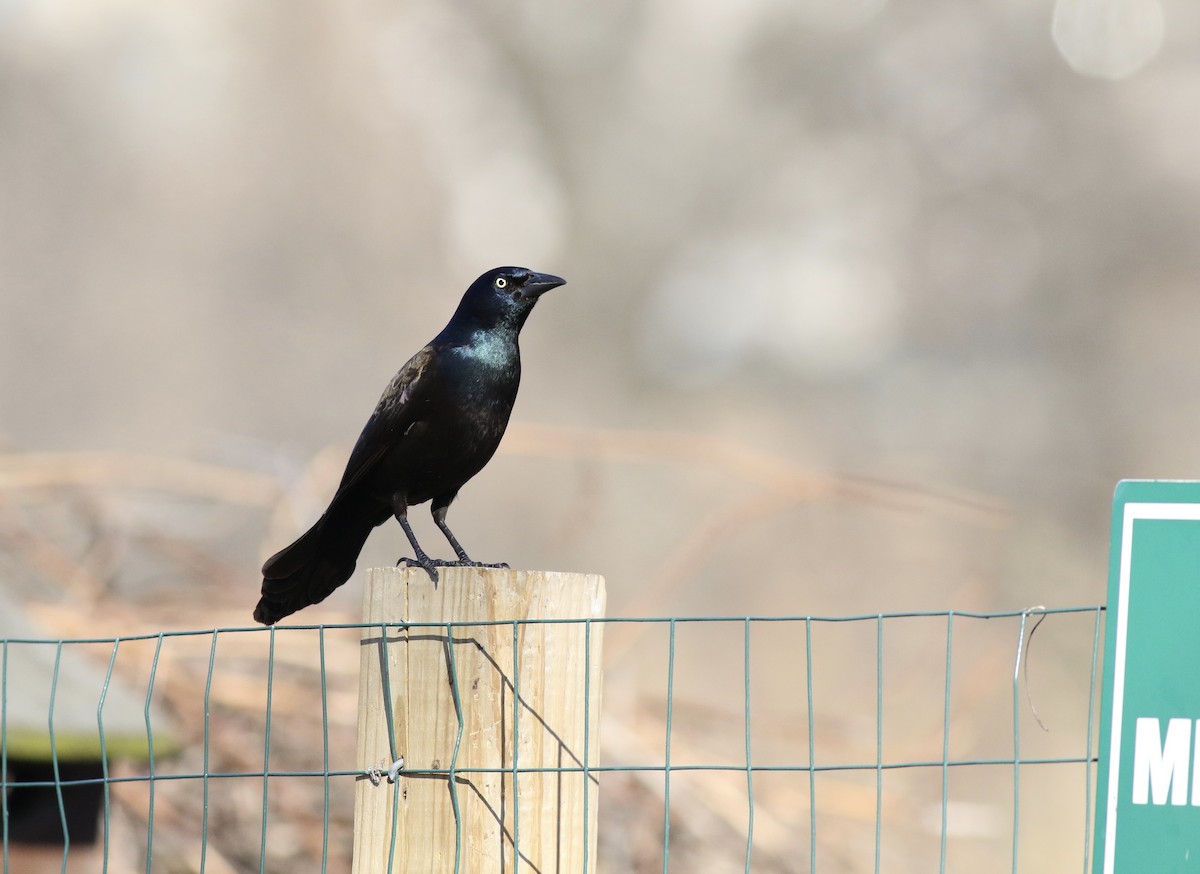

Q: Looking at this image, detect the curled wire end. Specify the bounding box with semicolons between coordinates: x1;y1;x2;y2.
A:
1019;605;1049;732
364;756;406;786
387;756;406;784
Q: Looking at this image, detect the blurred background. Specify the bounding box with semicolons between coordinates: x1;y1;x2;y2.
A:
0;0;1197;870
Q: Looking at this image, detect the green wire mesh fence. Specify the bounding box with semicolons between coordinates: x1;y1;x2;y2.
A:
0;606;1104;873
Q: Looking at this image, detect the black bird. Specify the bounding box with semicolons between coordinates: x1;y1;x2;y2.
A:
253;266;566;625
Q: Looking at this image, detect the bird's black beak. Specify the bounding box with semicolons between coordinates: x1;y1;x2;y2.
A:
517;272;566;300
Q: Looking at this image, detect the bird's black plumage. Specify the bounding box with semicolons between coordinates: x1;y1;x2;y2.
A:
253;266;566;625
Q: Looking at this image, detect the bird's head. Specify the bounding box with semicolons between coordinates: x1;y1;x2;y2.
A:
454;266;567;332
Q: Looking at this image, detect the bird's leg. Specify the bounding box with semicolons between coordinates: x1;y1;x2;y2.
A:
431;501;509;570
392;496;439;584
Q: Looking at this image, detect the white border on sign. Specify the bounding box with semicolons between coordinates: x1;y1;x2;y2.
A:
1102;501;1200;874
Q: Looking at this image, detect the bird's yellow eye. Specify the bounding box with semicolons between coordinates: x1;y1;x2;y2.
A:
495;277;508;289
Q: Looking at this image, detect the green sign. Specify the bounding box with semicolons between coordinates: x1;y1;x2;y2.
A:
1095;480;1200;873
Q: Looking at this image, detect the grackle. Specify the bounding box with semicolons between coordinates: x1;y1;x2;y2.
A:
253;266;566;625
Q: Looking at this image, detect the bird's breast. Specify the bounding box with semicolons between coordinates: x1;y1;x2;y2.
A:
443;335;520;400
392;362;516;504
429;342;520;438
454;330;519;373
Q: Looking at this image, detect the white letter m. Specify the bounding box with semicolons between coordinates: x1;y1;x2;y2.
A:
1132;717;1191;806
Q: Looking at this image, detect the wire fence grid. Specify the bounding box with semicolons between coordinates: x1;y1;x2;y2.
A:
0;605;1104;874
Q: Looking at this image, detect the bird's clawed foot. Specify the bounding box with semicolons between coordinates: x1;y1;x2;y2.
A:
397;553;439;584
396;555;511;582
439;558;510;570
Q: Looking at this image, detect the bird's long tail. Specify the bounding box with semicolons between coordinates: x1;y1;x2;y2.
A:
253;501;389;625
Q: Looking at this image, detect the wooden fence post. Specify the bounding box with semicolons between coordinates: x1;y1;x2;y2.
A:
353;566;606;873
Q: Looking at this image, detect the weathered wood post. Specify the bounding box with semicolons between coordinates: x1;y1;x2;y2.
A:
353;566;605;873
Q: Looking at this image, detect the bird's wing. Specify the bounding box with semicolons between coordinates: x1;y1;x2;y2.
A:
330;344;441;499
